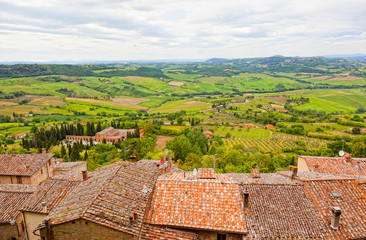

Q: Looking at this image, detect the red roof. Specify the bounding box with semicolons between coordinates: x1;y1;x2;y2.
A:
304;179;366;239
242;184;330;239
21;178;81;214
299;155;366;176
40;160;161;236
0;184;37;223
0;153;53;176
266;124;275;129
146;171;247;234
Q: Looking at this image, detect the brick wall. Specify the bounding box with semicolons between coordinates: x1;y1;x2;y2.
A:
40;219;135;240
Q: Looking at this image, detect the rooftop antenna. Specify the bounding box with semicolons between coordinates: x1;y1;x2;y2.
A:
257;159;263;171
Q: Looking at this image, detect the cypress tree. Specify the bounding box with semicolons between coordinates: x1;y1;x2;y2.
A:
68;145;72;157
86;122;92;136
91;122;96;135
61;145;66;157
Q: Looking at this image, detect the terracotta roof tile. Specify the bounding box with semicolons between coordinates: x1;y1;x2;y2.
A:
0;153;53;176
158;171;232;182
300;155;366;176
250;168;260;178
0;184;37;223
21;178;81;214
197;168;215;179
242;184;330;239
146;171;247;234
304;179;366;239
228;172;302;185
41;160;161;236
54;161;86;171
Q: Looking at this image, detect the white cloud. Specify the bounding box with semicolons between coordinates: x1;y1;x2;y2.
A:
0;0;365;61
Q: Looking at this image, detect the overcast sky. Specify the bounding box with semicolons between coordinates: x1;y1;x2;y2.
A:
0;0;365;62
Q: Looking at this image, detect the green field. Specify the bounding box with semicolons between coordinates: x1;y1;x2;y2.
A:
148;100;211;114
214;126;271;139
294;89;366;113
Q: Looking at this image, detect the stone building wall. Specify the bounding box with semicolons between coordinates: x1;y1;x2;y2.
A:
40;219;135;240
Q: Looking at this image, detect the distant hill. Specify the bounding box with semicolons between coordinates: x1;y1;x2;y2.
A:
323;54;366;61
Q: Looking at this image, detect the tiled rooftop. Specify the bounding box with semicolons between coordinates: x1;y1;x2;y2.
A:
97;127;135;138
197;168;215;179
300;155;366;176
54;161;86;171
228;172;302;185
304;179;366;239
158;171;233;182
0;153;53;176
51;170;86;181
42;160;161;236
241;184;330;239
0;184;37;223
146;172;247;234
277;170;355;181
140;224;197;240
21;178;81;214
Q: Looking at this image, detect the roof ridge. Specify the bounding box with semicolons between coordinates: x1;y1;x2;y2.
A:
302;178;357;182
80;162;124;219
15;154;28;170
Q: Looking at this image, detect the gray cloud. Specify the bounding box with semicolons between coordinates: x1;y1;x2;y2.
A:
0;0;365;61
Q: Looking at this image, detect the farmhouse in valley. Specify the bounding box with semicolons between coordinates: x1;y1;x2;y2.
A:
65;127;142;143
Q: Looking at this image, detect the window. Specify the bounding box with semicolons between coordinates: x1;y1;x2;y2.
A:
217;234;226;240
16;176;22;184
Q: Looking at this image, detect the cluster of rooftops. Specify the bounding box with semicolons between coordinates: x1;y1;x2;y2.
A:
0;153;366;239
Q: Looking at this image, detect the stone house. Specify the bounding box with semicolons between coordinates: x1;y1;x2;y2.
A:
0;153;54;185
0;184;37;240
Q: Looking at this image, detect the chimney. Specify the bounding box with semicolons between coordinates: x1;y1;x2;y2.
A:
344;152;352;162
314;164;320;172
41;202;48;213
168;157;172;165
160;157;165;165
330;207;342;230
292;166;298;178
131;155;136;163
156;162;160;167
129;216;133;226
82;171;88;181
250;168;260;178
42;148;46;154
133;210;138;221
243;191;249;208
